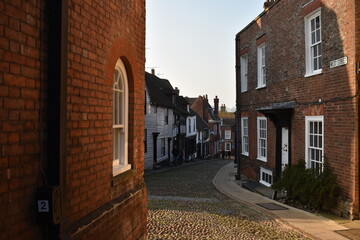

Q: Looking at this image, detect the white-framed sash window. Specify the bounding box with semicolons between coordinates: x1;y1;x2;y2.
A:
260;167;273;187
305;9;322;76
240;54;248;92
113;59;130;176
241;117;249;156
225;130;231;140
305;116;324;171
257;44;266;88
257;117;267;161
225;143;231;152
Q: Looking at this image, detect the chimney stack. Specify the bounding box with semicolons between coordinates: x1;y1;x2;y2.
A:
220;104;226;113
174;87;179;96
214;96;219;117
264;0;275;9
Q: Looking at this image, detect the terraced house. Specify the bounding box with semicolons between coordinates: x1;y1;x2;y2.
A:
236;0;360;219
145;71;198;169
1;0;147;239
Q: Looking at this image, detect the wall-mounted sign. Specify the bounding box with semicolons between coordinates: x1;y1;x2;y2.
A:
330;56;348;68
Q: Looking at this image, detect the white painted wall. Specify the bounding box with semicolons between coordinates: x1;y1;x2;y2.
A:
144;88;174;169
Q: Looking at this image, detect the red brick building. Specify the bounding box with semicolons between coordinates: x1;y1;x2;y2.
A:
219;106;235;157
236;0;360;219
1;1;147;239
189;95;221;158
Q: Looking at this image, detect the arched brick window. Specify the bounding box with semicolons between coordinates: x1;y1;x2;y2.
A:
113;58;131;175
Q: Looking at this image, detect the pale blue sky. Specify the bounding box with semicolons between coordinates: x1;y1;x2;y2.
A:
145;0;265;111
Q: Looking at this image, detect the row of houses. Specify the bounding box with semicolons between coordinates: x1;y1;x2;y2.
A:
1;0;237;238
236;0;360;219
144;70;235;169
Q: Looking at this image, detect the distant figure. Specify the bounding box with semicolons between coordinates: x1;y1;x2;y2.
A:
221;150;225;159
227;151;231;159
172;145;179;166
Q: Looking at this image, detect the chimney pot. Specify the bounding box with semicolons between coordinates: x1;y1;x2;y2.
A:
264;0;275;9
151;68;155;75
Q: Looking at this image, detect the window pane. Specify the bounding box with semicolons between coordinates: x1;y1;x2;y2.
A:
316;29;321;42
314;57;318;70
311;19;315;31
315;16;320;29
319;122;322;134
312;32;315;44
114;128;120;160
311;148;314;160
314;122;318;134
115;92;120;124
119;92;123;124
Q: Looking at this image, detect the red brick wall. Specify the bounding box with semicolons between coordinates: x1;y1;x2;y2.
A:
237;0;359;218
63;0;147;238
1;0;147;239
1;1;43;239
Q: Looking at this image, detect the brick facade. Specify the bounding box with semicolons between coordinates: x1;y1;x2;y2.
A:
236;0;360;219
1;0;147;239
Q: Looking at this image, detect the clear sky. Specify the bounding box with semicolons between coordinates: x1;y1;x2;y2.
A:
145;0;265;111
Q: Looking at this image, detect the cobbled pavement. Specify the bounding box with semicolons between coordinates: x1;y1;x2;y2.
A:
145;159;312;240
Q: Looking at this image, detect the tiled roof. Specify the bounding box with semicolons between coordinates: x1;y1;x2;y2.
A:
218;111;235;119
145;72;174;108
222;118;235;126
174;95;190;116
195;112;209;130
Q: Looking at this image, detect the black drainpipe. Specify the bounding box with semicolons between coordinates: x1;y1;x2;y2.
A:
43;0;67;238
235;36;241;180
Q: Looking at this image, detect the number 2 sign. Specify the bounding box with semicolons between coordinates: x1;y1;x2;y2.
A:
37;200;50;213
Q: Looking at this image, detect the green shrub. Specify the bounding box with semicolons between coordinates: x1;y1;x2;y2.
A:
272;160;340;210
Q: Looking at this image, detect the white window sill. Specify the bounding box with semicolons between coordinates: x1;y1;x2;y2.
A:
256;86;266;90
259;180;272;187
257;157;267;162
241;90;248;93
304;70;323;78
242;152;249;156
157;156;167;162
113;163;131;176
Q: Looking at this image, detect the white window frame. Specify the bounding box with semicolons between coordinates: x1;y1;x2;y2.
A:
225;130;231;140
241;117;249;156
113;59;130;176
305;116;324;171
225;143;231;151
305;8;322;77
260;167;273;187
257;117;267;162
240;54;248;92
257;43;266;88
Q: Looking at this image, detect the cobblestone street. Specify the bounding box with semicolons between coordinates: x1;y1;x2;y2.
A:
145;159;311;240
